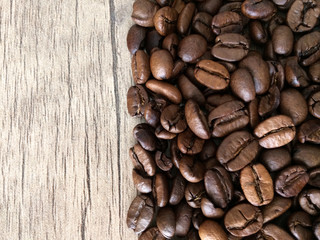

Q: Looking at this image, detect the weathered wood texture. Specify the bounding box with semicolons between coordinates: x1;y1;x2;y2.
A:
0;0;138;239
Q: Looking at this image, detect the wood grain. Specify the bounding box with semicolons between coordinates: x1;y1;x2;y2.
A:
0;0;138;239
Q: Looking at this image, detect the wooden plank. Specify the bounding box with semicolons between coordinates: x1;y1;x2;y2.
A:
0;0;138;239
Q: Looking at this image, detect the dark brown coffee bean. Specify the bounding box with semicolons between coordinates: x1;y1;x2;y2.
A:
127;24;147;55
272;25;294;56
146;79;182;104
299;189;320;215
179;155;205;183
145;30;163;53
264;40;277;60
133;123;160;152
254;115;296;149
155;151;173;171
160;104;187;134
211;33;249;62
144;101;161;128
153;6;179;36
309;90;320;118
133;169;152;193
156;0;173;7
178;74;205;106
208;100;249;138
153;173;169;207
309;168;320;188
187;228;201;240
177;2;196;35
155;125;176;139
139;227;166;240
185;99;210;139
199;220;228;240
162;33;179;59
127;85;149;117
258;84;280;117
177;128;205;155
288;211;313;240
275;165;309;198
240;163;274;206
206;93;236;112
172;0;185;13
241;0;277;20
224;203;263;237
170;137;183;169
273;0;295;9
169;173;186;205
314;216;320;239
262;195;292;223
217;131;260;172
268;61;285;90
250;20;268;44
248;98;260;128
130;143;156;176
212;11;243;35
293;143;320;169
309;60;320;83
150;49;174;80
131;50;150;85
178;34;207;63
239;53;270;95
295;31;320;66
197;0;222;15
132;0;159;27
127;195;154;234
192;12;215;42
192;209;205;231
204;166;234;208
280;88;308;125
257;224;294;240
268;13;285;34
199;139;216;162
201;197;225;219
157;206;176;238
260;147;291;172
285;56;310;88
185;181;205;208
175;201;193;237
287;0;320;32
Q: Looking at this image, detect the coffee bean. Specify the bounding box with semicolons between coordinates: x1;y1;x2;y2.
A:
260;147;291;172
241;0;277;20
133;123;160;151
309;167;320;188
169;173;186;205
156;206;176;238
139;227;166;240
192;12;215;42
155;151;173;171
132;169;152;193
197;0;222;15
179;155;205;183
153;173;169;207
177;128;205;155
175;201;193;237
314;217;320;240
199;220;228;240
150;49;174;80
275;165;309;197
178;74;205;106
285;56;310;87
224;203;263;237
200;197;225;219
295;31;320;66
146;79;182;104
206;93;236;111
230;68;256;102
254;115;296;149
261;195;292;223
162;33;179;59
293;143;320;169
132;0;159;27
250;20;268;44
217;131;260;172
127;25;147;55
272;25;294;56
132;50;150;85
127;85;149;117
309;90;320;118
144;101;161;128
299;189;320;215
212;11;243;35
160;104;187;133
155;125;176;139
199;139;216;161
185;181;205;208
154;6;179;36
127;195;154;234
130;143;156;176
309;60;320;83
240;163;274;206
256;224;294;240
288;211;313;240
268;61;285;90
258;84;280;117
248;98;260;128
178;34;207;63
177;3;196;35
145;30;163;53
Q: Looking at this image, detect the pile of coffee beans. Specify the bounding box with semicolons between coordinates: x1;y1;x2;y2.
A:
125;0;320;239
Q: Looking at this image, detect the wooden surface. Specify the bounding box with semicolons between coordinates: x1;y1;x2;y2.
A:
0;0;138;239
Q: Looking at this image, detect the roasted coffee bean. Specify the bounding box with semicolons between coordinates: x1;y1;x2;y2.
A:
162;33;179;59
172;0;185;13
248;98;260;128
187;228;201;240
192;12;215;42
260;147;291;172
150;49;173;80
192;209;205;230
178;74;205;106
268;13;285;34
240;163;274;206
293;143;320;169
144;101;161;128
199;139;216;161
156;206;176;238
155;151;173;171
177;128;205;155
272;0;295;9
172;59;186;77
197;0;222;15
185;181;205;208
161;104;187;134
133;123;160;151
288;211;313;240
170;137;183;169
309;168;320;188
131;0;159;27
169;173;186;205
264;40;277;60
145;30;163;53
250;20;268;44
256;224;294;240
154;6;179;36
178;34;207;63
272;25;294;56
211;33;249;62
285;56;310;87
258;84;280;117
206;93;236;111
295;31;320;66
212;11;243;35
139;227;166;240
155;125;176;139
175;201;193;237
132;50;150;84
127;195;154;234
199;220;228;240
314;217;320;240
156;0;172;7
224;203;263;237
299;189;320;215
268;61;285;90
275;165;309;198
208;100;249;137
127;85;149;117
254;115;296;149
194;60;230;90
309;90;320;118
185;99;210;139
133;169;152;193
153;173;169;207
177;3;196;35
130;143;156;176
179;155;205;183
309;60;320;83
262;195;292;223
287;0;320;32
280;88;308;125
201;197;225;219
146;79;182;104
127;24;147;55
204;166;234;208
217;131;260;172
241;0;277;20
